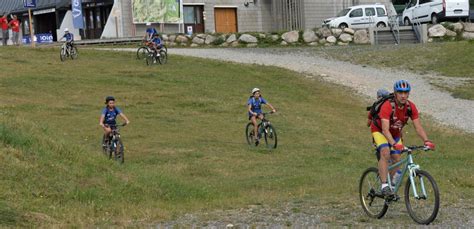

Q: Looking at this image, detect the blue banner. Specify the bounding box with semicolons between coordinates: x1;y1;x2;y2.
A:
22;33;54;44
23;0;36;8
72;0;84;29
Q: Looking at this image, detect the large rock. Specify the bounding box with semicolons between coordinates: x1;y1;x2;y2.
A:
428;24;447;37
326;36;337;43
270;34;280;41
353;30;369;44
230;41;240;47
196;33;207;39
463;23;474;32
318;39;326;44
343;28;355;35
162;34;169;41
462;32;474;40
190;43;199;47
168;35;176;42
282;30;300;43
258;33;266;39
280;41;288;46
445;29;457;37
226;34;237;43
452;22;463;31
319;27;332;38
309;42;318;46
176;35;189;43
331;28;343;37
205;34;216;45
303;30;317;43
339;33;353;43
239;34;258;43
192;36;205;45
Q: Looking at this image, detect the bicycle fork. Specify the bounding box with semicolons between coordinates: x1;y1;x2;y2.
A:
407;157;427;199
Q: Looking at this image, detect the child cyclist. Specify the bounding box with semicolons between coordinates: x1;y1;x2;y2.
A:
99;96;130;145
247;88;276;144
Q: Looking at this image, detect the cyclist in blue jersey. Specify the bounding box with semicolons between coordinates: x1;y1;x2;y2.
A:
151;33;163;51
60;28;74;49
144;22;158;41
247;88;276;143
99;96;130;145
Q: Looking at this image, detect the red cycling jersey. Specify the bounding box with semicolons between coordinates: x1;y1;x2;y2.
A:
370;100;419;138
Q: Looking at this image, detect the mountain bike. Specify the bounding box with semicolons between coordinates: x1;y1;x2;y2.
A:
60;42;78;61
145;48;168;66
137;40;168;60
359;146;440;225
101;123;126;164
245;112;277;149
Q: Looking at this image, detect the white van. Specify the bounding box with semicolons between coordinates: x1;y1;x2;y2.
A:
402;0;470;25
322;4;389;29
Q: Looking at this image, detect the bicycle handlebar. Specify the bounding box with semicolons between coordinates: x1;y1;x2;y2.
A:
104;123;127;127
403;145;432;153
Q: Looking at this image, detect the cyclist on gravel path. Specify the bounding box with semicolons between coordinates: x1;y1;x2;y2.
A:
60;28;74;49
370;80;435;197
100;96;130;145
247;88;276;144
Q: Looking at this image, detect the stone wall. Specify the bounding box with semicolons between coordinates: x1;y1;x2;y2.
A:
427;22;474;41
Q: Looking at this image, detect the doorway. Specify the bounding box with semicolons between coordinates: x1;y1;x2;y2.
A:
184;5;204;33
214;8;237;33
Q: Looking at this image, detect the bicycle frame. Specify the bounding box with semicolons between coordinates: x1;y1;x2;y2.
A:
387;149;427;199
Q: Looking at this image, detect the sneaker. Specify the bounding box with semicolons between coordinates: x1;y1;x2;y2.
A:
381;186;394;197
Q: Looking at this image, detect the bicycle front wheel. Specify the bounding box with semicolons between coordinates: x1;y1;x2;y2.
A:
245;122;255;146
263;124;277;149
359;167;389;219
70;47;78;59
114;138;124;164
60;47;66;62
145;53;154;66
137;47;148;60
158;50;167;64
404;170;440;225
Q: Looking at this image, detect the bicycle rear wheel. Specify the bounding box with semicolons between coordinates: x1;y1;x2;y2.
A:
114;138;124;164
263;124;277;149
145;52;154;66
137;47;148;60
404;170;439;225
245;122;255;146
359;167;389;219
158;50;167;64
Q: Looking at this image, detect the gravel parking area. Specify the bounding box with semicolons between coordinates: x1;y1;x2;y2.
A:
164;48;474;134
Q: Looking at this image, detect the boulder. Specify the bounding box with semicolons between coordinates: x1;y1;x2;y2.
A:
226;34;237;43
162;34;169;41
463;22;474;32
353;30;369;44
445;29;457;37
168;35;176;42
308;42;318;46
190;43;199;47
338;42;349;46
343;28;355;35
303;29;318;43
176;35;189;43
196;33;207;39
270;34;280;41
339;33;353;43
168;42;177;47
331;28;343;37
326;36;337;43
230;41;240;47
247;43;258;48
280;41;288;46
462;32;474;40
239;34;258;43
192;36;205;45
427;38;433;43
428;24;447;37
220;42;229;47
319;27;332;38
452;22;463;31
318;39;326;44
282;30;300;43
258;33;266;39
205;35;216;45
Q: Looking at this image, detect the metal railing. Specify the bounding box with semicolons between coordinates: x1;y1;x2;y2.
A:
389;15;400;44
412;18;422;43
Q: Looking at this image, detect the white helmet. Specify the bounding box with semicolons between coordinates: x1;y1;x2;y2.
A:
251;88;260;94
64;28;69;32
146;22;152;26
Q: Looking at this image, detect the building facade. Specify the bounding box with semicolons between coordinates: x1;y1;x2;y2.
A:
0;0;393;42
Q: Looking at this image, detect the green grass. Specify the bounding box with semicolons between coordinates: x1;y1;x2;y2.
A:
316;41;474;100
0;47;473;226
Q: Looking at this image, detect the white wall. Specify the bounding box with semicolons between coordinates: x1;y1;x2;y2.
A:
57;10;82;41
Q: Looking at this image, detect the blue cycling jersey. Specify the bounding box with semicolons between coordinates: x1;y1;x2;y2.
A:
247;97;267;115
102;107;122;125
63;33;74;42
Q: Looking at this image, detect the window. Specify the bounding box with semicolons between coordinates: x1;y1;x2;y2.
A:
184;6;195;23
337;8;351;17
376;7;386;17
350;8;363;18
365;8;376;17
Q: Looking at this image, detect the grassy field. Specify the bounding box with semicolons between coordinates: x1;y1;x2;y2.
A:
316;41;474;100
0;47;473;226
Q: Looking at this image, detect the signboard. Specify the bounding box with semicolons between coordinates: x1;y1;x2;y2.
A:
23;0;36;8
186;26;193;35
22;33;54;44
72;0;85;29
132;0;182;23
33;8;56;16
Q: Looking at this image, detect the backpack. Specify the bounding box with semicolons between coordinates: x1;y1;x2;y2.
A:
366;93;412;130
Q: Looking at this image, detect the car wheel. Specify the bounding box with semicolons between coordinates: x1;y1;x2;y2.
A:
377;22;386;28
431;14;438;24
404;18;411;26
339;23;348;29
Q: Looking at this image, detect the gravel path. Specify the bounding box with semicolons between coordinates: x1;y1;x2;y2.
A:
162;48;474;134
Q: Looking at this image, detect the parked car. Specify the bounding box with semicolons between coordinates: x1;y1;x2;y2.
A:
322;4;389;29
402;0;470;25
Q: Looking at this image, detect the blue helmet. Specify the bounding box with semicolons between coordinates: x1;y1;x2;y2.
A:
393;80;411;92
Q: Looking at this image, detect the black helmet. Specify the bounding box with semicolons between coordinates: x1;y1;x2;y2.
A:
105;96;115;104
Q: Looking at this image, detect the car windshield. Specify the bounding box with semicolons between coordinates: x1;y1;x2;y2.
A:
337;8;351;17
